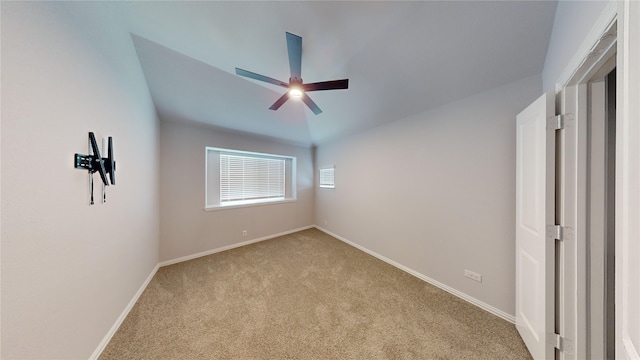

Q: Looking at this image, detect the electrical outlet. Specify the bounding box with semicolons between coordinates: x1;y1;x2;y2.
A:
324;219;328;226
242;230;247;237
464;269;482;283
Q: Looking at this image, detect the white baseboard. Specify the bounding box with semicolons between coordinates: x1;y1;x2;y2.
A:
90;263;159;360
158;225;315;267
314;225;516;324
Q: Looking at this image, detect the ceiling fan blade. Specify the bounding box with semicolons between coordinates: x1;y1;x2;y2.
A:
302;94;322;115
303;79;349;92
235;68;288;88
286;32;302;79
269;92;290;110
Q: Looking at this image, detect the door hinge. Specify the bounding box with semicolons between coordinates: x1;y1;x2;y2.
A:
546;225;574;241
546;113;575;130
554;333;563;350
550;333;575;354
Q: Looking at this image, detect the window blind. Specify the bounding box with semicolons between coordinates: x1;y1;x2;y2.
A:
319;167;335;188
220;154;285;203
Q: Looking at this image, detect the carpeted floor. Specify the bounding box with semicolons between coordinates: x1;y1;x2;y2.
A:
100;228;532;359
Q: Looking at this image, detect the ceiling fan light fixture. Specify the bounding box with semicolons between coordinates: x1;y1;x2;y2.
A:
289;87;303;98
235;32;348;114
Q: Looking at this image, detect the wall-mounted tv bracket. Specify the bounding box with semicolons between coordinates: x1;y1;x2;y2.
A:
74;132;116;205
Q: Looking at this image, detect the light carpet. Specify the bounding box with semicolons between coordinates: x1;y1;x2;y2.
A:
100;228;531;359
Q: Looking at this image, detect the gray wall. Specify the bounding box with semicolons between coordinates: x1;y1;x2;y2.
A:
315;75;541;316
1;2;159;358
159;120;314;263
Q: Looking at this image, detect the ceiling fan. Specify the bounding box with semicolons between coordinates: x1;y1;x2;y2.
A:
235;32;349;115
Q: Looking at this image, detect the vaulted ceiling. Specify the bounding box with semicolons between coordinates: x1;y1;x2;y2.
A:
123;1;557;146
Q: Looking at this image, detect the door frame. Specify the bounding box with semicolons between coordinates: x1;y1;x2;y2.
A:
585;65;617;360
554;1;639;359
615;1;640;358
553;3;617;360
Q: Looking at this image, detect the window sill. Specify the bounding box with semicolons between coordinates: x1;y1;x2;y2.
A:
204;198;296;212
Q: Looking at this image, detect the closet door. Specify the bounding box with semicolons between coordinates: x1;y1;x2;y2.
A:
515;92;555;360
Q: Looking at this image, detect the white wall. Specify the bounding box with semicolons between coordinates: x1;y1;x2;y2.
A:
159;120;314;263
1;2;159;358
315;75;541;316
542;0;611;91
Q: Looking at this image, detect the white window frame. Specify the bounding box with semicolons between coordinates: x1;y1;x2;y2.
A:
319;167;335;188
205;147;296;210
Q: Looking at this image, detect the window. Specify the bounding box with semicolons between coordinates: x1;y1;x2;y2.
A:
220;154;285;203
319;167;335;188
206;148;296;209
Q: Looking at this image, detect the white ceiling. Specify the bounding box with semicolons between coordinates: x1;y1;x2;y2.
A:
122;1;557;146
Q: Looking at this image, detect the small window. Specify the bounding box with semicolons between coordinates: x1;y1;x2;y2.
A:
206;147;296;209
319;167;335;188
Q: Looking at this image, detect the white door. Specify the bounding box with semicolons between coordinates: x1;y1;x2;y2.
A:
516;92;556;360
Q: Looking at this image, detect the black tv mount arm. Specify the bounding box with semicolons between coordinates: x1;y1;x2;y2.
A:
75;132;116;205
